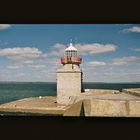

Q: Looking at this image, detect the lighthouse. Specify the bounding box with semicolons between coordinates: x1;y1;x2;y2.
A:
57;42;83;105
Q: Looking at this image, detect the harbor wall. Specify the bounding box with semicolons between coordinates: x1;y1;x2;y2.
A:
122;88;140;97
83;99;140;117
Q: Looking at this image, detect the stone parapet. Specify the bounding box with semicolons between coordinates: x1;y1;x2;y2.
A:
83;99;140;117
122;88;140;97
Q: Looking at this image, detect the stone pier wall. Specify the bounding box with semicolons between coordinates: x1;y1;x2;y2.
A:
122;88;140;97
83;99;140;117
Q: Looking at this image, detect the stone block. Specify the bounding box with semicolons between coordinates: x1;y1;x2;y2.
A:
128;100;140;117
84;99;128;117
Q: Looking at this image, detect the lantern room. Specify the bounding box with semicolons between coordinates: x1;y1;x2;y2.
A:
65;43;78;57
60;43;82;65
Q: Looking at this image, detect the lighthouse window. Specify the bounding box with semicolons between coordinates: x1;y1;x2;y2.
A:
65;50;78;57
72;51;74;57
68;51;69;57
70;51;72;57
69;51;70;57
74;51;76;57
70;50;71;57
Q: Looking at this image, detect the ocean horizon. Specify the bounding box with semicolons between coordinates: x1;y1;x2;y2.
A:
0;82;140;104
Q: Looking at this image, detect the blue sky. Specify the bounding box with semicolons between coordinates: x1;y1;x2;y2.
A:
0;24;140;82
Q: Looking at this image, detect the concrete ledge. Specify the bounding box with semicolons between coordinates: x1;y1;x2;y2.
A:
83;98;140;117
63;101;83;116
0;96;65;115
129;100;140;117
122;88;140;97
0;107;64;115
84;99;128;117
85;89;120;95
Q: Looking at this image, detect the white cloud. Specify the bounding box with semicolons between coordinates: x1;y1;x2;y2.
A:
0;24;11;30
0;47;42;61
41;53;48;58
7;63;47;70
0;47;42;57
7;65;22;69
132;48;140;52
29;64;46;68
101;71;140;77
49;43;65;56
112;56;139;66
53;43;66;50
0;46;61;69
1;43;139;82
41;69;56;75
87;61;107;66
22;60;34;64
49;43;118;56
123;26;140;33
76;43;118;55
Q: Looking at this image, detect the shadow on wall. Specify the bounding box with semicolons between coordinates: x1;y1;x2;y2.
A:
80;102;85;116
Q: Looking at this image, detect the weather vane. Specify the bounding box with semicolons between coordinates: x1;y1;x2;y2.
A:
70;39;73;44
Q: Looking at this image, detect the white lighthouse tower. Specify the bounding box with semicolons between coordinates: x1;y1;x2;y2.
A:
57;42;83;105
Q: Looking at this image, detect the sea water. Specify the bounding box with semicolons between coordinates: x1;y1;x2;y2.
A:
0;82;140;104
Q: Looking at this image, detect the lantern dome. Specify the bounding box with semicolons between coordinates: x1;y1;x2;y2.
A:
65;43;77;51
